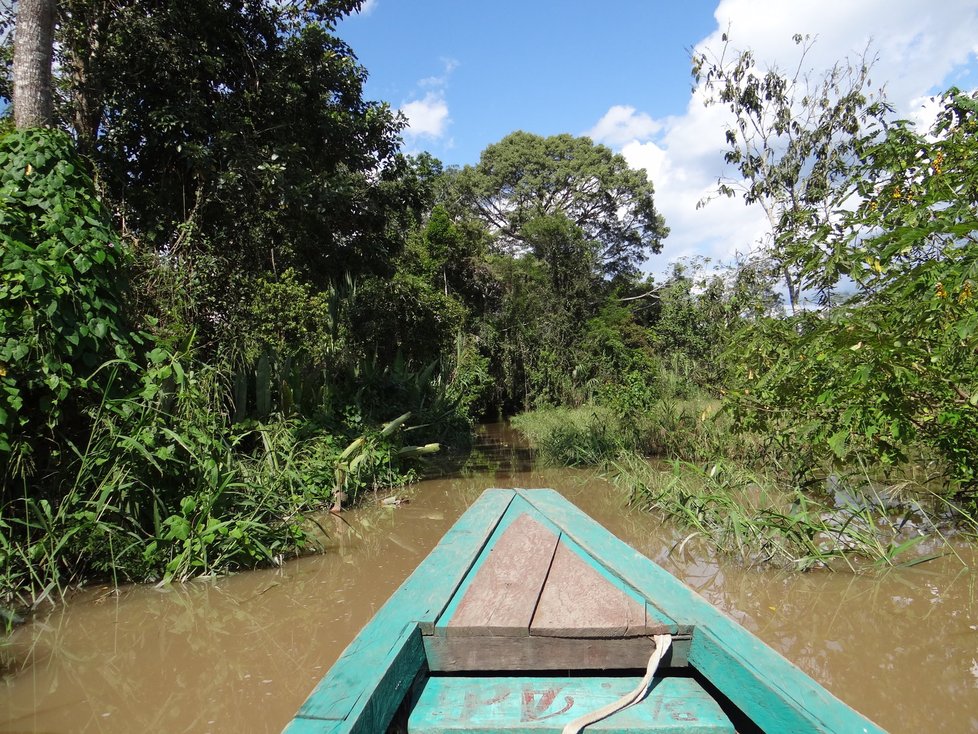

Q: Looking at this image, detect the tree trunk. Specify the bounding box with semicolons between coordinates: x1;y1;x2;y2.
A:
68;1;111;157
12;0;57;128
783;267;800;315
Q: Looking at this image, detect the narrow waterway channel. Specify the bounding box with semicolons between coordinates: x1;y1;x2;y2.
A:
2;424;976;733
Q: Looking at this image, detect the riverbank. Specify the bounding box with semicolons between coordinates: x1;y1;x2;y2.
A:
513;404;977;570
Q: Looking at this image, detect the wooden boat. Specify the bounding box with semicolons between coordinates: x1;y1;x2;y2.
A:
283;488;886;733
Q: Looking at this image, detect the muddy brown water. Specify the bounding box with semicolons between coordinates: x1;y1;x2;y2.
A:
1;424;977;733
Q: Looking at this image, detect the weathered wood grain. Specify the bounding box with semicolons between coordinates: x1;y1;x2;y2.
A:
434;497;549;632
283;489;514;732
423;634;692;672
446;512;559;637
530;538;650;637
408;675;734;733
515;489;887;734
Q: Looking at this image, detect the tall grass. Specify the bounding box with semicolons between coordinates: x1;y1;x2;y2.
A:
512;376;967;571
512;394;766;466
0;351;436;623
611;455;949;571
511;407;630;465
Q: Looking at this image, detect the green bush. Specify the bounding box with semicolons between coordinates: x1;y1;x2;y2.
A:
350;273;466;366
0;341;439;611
0;129;137;480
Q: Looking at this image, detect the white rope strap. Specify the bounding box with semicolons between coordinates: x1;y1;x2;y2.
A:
560;634;672;734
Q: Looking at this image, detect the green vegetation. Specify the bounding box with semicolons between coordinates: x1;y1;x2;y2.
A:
451;131;668;279
0;2;463;620
692;32;890;313
1;129;137;473
512;43;978;570
613;455;954;571
725;89;978;490
2;6;977;626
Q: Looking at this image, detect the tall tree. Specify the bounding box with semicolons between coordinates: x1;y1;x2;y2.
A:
456;131;668;280
11;0;55;127
727;89;978;487
29;0;426;351
55;1;409;274
693;32;890;311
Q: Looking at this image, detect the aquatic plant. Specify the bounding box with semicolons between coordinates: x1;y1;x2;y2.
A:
512;406;628;466
612;455;956;571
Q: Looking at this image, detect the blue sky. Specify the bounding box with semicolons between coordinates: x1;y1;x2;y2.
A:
339;1;719;165
339;0;978;280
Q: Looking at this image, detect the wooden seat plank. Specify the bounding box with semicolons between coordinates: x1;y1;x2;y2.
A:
446;512;559;636
408;675;734;733
531;539;651;638
423;634;692;672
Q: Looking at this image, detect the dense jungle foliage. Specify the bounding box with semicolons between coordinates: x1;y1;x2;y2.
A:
1;5;976;617
520;44;978;570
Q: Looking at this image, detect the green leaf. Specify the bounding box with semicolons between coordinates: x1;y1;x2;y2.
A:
380;412;412;437
826;430;848;459
955;315;977;340
72;253;93;273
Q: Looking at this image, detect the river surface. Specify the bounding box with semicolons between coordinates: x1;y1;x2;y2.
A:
1;424;977;733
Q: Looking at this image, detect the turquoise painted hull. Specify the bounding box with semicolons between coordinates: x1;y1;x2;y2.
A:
283;489;887;733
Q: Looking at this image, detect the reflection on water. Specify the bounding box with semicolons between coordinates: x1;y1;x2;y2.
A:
2;424;977;733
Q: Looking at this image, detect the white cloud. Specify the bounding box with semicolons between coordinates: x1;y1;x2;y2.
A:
588;106;661;147
400;58;458;144
703;0;978;113
620;140;667;184
593;0;978;279
420;58;459;87
401;92;451;139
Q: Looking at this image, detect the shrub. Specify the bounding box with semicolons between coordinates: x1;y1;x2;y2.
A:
0;129;137;482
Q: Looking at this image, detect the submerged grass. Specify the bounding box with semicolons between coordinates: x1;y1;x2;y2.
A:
513;389;970;571
611;454;955;571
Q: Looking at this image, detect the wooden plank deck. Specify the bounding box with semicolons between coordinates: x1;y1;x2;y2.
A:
447;512;560;636
434;498;678;640
429;497;680;672
530;538;649;637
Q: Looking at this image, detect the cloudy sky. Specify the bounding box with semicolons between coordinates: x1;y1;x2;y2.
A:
340;0;978;277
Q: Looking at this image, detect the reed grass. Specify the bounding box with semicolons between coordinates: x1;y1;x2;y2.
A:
512;386;967;571
0;353;435;625
612;454;955;571
511;406;630;465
